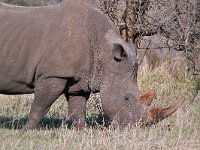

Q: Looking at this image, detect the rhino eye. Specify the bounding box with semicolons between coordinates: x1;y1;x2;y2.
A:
124;93;132;102
124;93;137;103
124;96;130;101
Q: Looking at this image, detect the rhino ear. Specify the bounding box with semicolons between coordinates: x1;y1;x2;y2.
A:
112;44;127;61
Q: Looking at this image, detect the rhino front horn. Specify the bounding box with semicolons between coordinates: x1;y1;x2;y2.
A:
146;99;184;125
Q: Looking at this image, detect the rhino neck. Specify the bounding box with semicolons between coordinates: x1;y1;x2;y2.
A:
87;26;105;93
89;50;104;93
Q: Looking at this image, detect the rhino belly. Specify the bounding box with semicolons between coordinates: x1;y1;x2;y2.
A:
0;76;34;94
0;11;48;94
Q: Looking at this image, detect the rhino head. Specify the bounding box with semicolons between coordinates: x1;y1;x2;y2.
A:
98;31;183;127
104;90;183;127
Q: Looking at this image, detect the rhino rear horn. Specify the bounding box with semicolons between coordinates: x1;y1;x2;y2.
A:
139;89;156;106
147;99;184;124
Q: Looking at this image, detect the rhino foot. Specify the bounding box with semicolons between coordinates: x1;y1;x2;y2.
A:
66;93;90;130
71;122;90;130
22;122;40;131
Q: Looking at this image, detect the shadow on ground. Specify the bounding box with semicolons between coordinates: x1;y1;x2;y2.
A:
0;114;110;130
0;116;63;129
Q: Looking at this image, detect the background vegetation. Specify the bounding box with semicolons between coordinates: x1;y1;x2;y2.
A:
0;0;200;149
97;0;200;77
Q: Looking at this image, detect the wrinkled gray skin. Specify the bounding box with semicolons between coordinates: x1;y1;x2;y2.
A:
0;0;166;130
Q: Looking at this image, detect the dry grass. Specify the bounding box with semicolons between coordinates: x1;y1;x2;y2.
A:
0;70;200;150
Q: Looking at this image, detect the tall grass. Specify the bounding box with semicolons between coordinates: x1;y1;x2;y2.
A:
0;70;199;150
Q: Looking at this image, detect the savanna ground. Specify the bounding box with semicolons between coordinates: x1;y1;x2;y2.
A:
0;69;200;150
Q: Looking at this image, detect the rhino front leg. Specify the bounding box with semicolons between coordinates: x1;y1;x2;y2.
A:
66;93;90;129
22;78;67;131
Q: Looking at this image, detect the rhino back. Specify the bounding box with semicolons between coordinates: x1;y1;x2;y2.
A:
35;1;92;79
0;1;99;94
